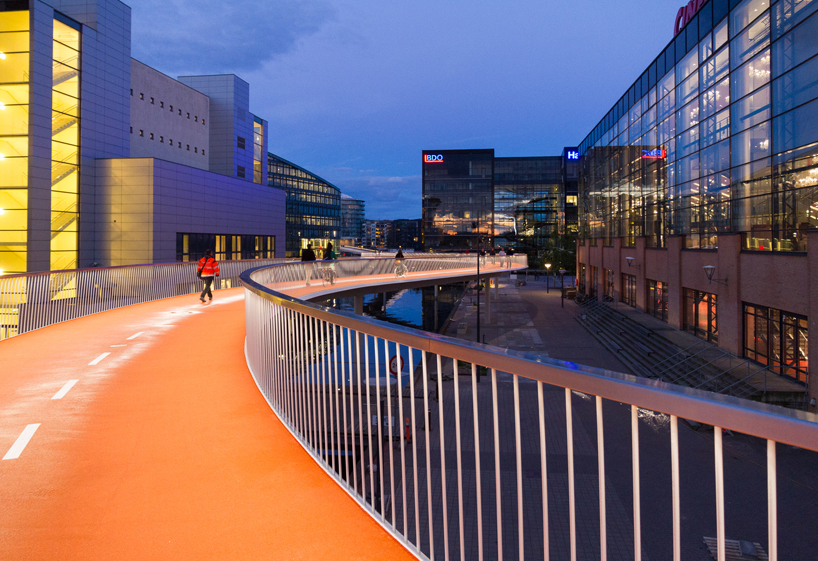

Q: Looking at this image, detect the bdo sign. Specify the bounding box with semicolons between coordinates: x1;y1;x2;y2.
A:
424;154;444;163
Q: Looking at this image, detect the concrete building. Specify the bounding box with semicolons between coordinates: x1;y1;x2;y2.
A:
0;0;285;277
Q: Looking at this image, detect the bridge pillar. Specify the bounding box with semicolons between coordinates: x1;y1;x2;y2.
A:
354;295;363;315
434;285;438;300
495;276;499;299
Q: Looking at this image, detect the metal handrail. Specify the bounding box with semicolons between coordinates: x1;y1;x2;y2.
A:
241;257;818;561
0;257;290;340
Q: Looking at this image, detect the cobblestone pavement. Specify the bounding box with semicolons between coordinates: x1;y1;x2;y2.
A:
348;277;818;561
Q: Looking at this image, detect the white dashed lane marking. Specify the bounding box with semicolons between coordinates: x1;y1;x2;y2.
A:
126;332;144;340
52;380;79;400
88;352;111;366
3;424;41;460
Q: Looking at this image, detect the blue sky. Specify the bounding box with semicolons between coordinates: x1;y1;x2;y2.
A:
132;0;682;219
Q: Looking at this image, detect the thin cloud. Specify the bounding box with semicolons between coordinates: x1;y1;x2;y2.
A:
131;0;335;75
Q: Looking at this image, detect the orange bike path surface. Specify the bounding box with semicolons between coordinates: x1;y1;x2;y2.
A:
0;288;416;560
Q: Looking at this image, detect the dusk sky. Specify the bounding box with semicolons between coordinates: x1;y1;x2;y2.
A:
131;0;683;220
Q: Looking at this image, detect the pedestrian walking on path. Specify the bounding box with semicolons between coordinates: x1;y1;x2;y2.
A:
197;250;220;302
498;248;507;268
301;242;317;285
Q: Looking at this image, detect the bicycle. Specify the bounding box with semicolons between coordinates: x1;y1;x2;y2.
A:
321;264;336;285
394;261;408;278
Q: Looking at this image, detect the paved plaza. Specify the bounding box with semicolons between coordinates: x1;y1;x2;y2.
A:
368;276;818;560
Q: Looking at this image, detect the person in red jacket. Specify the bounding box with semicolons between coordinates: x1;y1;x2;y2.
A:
197;249;220;302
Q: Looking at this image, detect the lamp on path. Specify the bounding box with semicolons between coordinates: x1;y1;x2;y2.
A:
545;263;552;293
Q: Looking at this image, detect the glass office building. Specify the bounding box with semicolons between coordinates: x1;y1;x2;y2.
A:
422;149;578;255
340;194;365;244
576;0;816;401
268;153;341;258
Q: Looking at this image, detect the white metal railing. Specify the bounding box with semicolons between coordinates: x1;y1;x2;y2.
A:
241;257;818;561
0;258;286;341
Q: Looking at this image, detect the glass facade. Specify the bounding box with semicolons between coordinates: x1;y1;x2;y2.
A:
340;195;365;242
0;9;29;276
744;303;808;383
684;288;719;342
51;15;81;274
253;117;263;184
579;0;818;253
647;279;669;321
268;153;340;258
176;233;275;262
422;150;494;251
621;273;637;306
422;150;577;256
495;157;568;253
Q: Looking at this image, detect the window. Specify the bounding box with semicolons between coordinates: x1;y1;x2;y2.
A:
150;132;154;140
194;147;197;153
684;288;718;342
169;138;172;145
621;273;636;306
139;130;143;136
603;268;615;300
202;119;205;125
194;116;198;122
160;136;163;143
178;142;181;148
186;112;190;119
150;97;154;104
178;109;182;115
744;304;808;384
130;88;133;96
237;136;246;150
160;101;164;108
202;149;205;156
130;126;132;133
237;165;246;179
140;93;144;100
647;280;668;321
186;144;190;151
170;105;173;111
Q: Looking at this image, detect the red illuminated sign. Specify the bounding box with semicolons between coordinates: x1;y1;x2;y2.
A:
674;0;706;36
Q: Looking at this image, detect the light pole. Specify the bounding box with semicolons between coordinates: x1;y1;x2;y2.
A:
545;262;552;293
559;268;567;308
472;222;480;345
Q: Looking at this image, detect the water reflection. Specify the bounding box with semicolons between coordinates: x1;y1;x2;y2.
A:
321;284;465;333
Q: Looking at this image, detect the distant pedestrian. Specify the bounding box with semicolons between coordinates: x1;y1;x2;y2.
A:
324;241;335;261
489;247;496;265
302;242;317;285
197;249;219;303
498;248;507;268
507;247;515;267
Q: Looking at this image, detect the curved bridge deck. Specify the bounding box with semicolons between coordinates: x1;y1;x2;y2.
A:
0;262;511;559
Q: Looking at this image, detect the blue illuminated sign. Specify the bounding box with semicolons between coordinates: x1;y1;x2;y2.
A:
564;148;579;161
641;148;666;159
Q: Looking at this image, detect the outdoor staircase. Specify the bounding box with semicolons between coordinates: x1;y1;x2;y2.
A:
574;298;807;408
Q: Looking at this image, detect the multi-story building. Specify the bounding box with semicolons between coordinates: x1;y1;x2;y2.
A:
268;153;341;258
421;149;578;256
575;0;817;406
0;0;285;275
340;194;365;245
392;218;422;251
363;219;392;249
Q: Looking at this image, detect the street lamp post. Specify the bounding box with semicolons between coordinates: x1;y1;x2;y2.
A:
545;262;552;293
559;268;567;308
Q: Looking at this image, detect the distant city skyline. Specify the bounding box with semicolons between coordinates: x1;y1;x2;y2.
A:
132;0;682;219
